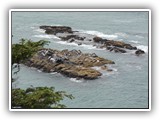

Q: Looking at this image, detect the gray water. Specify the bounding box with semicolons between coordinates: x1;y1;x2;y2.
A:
12;11;149;108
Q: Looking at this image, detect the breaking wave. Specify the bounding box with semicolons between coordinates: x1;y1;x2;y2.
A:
56;41;78;46
80;44;97;49
69;78;84;83
34;29;45;33
137;45;148;53
79;30;118;39
131;40;139;44
33;34;60;39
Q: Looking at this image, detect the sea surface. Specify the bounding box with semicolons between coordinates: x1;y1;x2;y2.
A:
11;11;149;108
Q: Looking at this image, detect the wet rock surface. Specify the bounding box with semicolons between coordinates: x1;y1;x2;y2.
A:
24;48;115;80
40;25;145;55
135;49;145;56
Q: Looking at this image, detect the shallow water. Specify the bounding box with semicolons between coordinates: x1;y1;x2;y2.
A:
12;11;149;108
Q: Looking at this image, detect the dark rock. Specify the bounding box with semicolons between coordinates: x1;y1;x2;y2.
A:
40;26;73;35
105;40;137;50
55;58;64;64
124;44;137;50
69;39;75;43
135;49;145;56
39;25;51;30
108;47;126;53
93;36;103;43
106;46;112;50
91;53;98;57
60;35;85;41
107;69;113;72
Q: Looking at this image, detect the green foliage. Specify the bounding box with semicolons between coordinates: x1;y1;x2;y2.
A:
12;87;74;109
12;38;50;65
11;39;74;109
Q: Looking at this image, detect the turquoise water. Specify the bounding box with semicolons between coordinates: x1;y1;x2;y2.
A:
12;11;149;108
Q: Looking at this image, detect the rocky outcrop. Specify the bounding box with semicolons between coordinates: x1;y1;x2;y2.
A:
93;37;137;51
25;48;115;80
135;49;145;56
60;35;85;41
40;25;145;56
40;26;73;35
93;36;105;43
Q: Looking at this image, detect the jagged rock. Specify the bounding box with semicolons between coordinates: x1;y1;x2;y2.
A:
135;49;145;56
24;48;114;80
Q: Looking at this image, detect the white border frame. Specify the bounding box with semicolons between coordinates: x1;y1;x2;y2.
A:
9;9;151;111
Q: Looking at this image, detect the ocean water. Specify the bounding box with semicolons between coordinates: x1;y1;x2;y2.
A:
11;11;149;108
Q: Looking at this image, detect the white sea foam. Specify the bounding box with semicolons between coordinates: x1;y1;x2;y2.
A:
33;34;60;39
137;45;148;53
37;70;42;72
56;41;78;46
79;30;118;39
80;44;97;49
70;78;84;83
92;66;102;71
50;72;57;75
131;40;139;44
34;29;45;33
49;24;64;26
92;66;117;72
115;32;128;38
112;68;118;72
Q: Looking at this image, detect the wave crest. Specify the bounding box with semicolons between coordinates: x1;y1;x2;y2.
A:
33;34;60;39
79;30;118;39
137;45;148;53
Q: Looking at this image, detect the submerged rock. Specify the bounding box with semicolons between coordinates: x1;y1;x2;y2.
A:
24;48;115;80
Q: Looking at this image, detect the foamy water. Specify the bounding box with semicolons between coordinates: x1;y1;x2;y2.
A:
79;30;118;39
34;34;60;39
137;45;148;53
